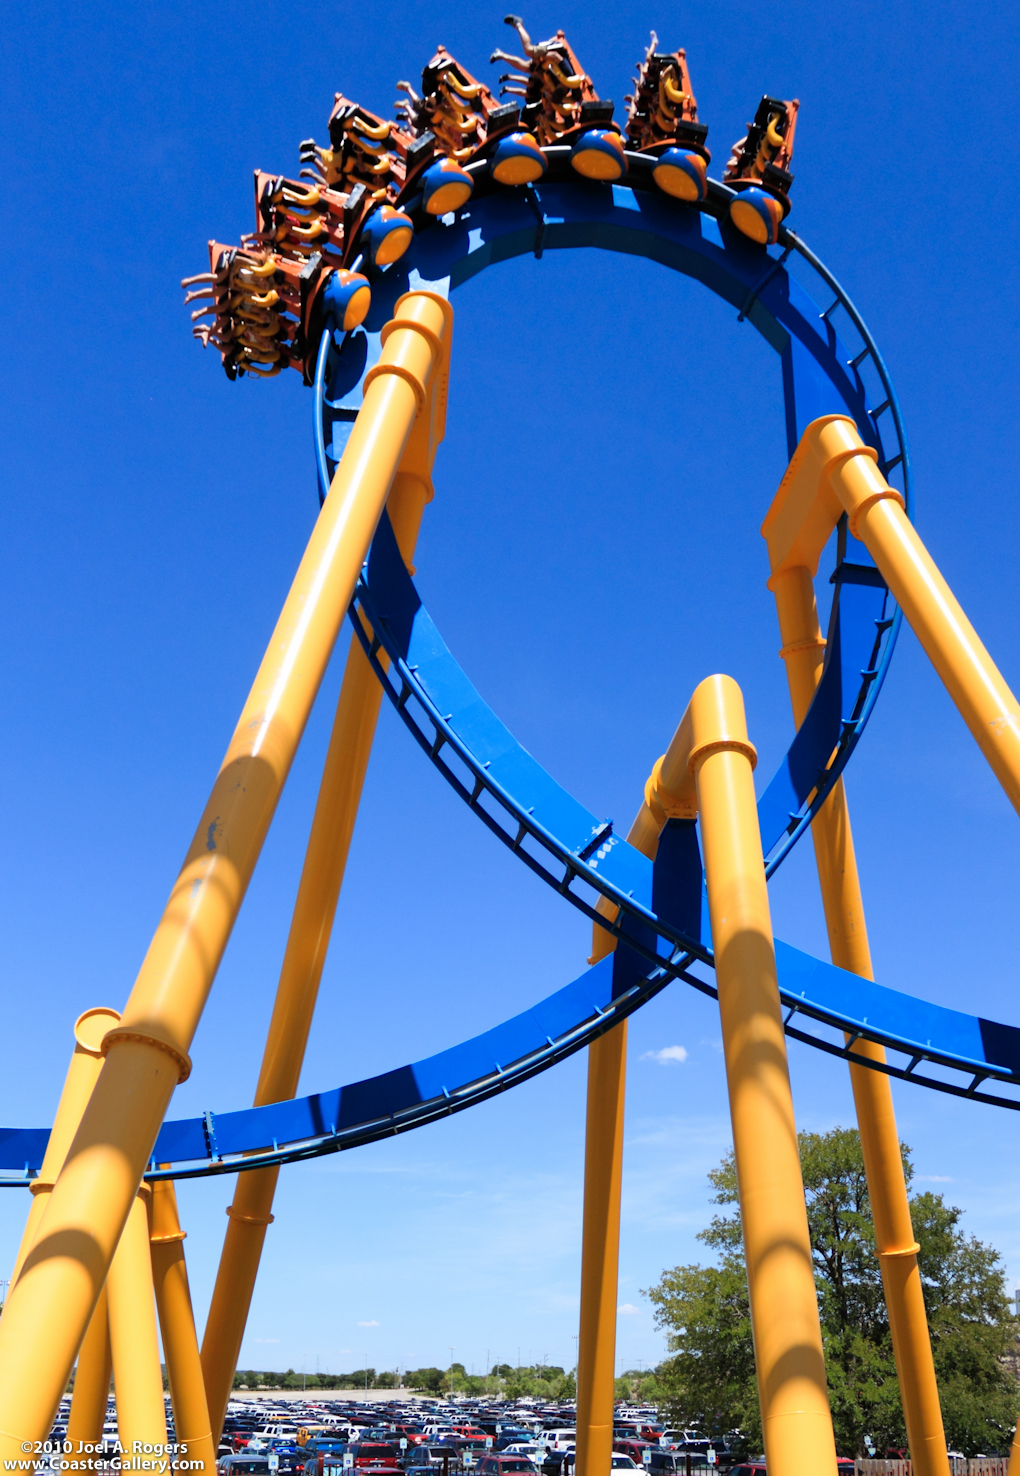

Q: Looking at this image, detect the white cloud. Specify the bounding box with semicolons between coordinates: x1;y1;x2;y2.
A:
253;1338;280;1344
357;1319;380;1327
617;1303;640;1315
641;1045;689;1066
916;1174;953;1183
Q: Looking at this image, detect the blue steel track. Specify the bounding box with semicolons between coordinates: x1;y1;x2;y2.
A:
3;165;1018;1187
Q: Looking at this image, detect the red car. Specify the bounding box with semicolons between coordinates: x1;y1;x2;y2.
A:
348;1446;401;1470
391;1427;426;1447
612;1442;652;1466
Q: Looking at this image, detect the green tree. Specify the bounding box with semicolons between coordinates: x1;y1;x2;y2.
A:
407;1367;445;1393
645;1127;1019;1458
614;1367;669;1403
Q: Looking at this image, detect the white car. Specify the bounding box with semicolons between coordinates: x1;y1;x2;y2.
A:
543;1433;577;1454
502;1447;546;1467
611;1460;641;1471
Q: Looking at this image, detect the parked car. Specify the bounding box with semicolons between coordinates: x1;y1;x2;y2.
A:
495;1432;534;1451
647;1448;731;1473
612;1442;652;1466
349;1445;401;1469
475;1460;539;1476
540;1433;576;1458
729;1464;854;1476
218;1460;271;1476
454;1441;491;1470
499;1447;544;1467
611;1460;641;1472
303;1451;353;1476
536;1453;572;1476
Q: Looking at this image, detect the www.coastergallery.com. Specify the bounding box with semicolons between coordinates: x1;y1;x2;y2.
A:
5;1445;201;1472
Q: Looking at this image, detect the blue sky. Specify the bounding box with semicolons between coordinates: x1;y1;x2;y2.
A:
2;0;1019;1382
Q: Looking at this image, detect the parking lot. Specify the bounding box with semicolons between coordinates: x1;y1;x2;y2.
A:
39;1393;728;1474
211;1395;726;1476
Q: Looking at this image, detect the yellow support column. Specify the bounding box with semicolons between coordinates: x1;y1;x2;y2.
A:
579;682;835;1476
775;416;1020;813
574;1022;627;1476
1009;1415;1020;1476
0;292;453;1450
576;733;698;1476
8;1008;121;1291
107;1186;168;1448
690;674;837;1476
764;416;1020;1472
200;453;447;1434
8;1008;119;1450
66;1286;112;1449
149;1180;215;1474
767;565;949;1476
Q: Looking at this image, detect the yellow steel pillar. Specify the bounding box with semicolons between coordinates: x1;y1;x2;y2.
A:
579;681;835;1476
107;1185;168;1448
150;1179;215;1474
66;1286;112;1448
200;390;448;1438
8;1007;121;1291
576;731;698;1476
777;417;1020;814
767;565;948;1476
574;1022;627;1476
0;291;453;1450
690;674;837;1476
8;1008;119;1448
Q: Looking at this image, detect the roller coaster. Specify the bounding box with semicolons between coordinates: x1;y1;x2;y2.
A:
2;19;1019;1476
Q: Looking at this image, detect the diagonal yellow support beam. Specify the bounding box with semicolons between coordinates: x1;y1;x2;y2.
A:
765;562;948;1476
200;462;448;1437
108;1186;167;1448
9;1010;119;1451
7;1008;121;1293
766;415;1020;813
0;292;453;1449
66;1285;112;1449
150;1179;216;1474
